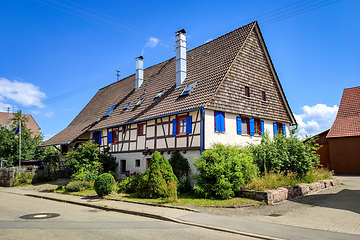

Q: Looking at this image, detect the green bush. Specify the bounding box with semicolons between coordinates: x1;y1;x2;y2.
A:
118;173;141;194
14;171;35;185
136;151;178;199
194;144;258;199
71;169;99;182
169;151;192;194
94;173;116;197
250;134;320;177
66;180;93;192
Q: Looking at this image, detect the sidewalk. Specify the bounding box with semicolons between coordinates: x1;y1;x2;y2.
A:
1;176;359;240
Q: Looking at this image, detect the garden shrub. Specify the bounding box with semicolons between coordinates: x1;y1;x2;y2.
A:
169;151;192;194
118;172;141;194
136;151;178;199
66;180;93;192
194;143;258;199
250;134;320;177
94;173;115;196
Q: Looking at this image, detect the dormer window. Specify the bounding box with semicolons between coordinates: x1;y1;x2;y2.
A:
104;105;116;116
181;82;196;96
154;90;165;99
136;98;145;106
123;102;131;111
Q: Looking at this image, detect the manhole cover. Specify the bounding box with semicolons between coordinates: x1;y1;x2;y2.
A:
266;213;282;217
20;213;60;219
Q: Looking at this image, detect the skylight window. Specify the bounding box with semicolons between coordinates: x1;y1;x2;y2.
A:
181;82;196;96
123;102;131;111
136;98;145;106
154;90;165;99
104;105;116;116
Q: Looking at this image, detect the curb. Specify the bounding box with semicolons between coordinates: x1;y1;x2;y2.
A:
1;189;283;240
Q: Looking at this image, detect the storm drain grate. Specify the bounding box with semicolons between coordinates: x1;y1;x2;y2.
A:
20;213;60;219
265;213;282;217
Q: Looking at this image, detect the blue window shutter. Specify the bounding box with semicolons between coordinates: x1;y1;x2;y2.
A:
186;116;192;134
98;131;102;145
249;118;255;136
214;112;220;132
108;131;112;144
236;116;242;134
172;119;177;136
283;124;286;138
92;132;95;140
261;120;265;136
220;113;225;132
273;122;277;135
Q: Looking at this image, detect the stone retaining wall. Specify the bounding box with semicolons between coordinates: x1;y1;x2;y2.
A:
237;178;340;204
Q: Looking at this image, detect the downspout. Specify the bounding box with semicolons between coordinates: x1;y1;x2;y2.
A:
200;107;205;153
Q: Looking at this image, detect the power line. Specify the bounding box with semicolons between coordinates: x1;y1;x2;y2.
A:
31;0;339;108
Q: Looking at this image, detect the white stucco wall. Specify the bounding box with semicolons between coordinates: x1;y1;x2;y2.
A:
204;109;290;149
111;150;201;178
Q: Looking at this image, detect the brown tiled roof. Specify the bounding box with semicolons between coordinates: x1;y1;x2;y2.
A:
0;112;41;134
327;86;360;138
43;21;294;146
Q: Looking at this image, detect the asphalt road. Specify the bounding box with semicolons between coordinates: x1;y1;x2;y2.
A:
0;192;256;240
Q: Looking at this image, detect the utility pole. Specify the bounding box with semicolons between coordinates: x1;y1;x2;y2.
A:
116;70;120;81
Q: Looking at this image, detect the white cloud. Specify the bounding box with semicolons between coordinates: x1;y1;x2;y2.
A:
43;133;55;141
0;78;46;108
0;102;12;112
294;104;338;138
300;104;338;121
44;111;54;117
145;37;160;48
31;110;40;114
205;38;213;43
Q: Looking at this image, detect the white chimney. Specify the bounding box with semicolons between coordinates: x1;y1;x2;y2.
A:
175;29;186;88
135;56;144;91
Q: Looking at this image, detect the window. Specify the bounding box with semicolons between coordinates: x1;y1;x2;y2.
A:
261;91;266;102
172;116;192;136
241;117;249;135
92;131;101;145
135;159;140;167
254;119;261;135
137;123;144;136
105;105;116;116
154;90;165;99
113;129;119;143
136;98;145;106
178;116;187;135
122;126;127;136
237;117;264;136
273;122;286;136
214;111;225;132
181;82;196;95
245;86;250;98
123;102;131;111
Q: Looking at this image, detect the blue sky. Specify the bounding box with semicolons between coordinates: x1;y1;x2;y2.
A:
0;0;359;140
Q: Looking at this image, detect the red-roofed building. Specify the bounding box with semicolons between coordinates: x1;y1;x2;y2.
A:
0;112;40;135
323;86;360;174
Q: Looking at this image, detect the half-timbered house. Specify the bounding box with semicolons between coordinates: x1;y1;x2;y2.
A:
42;21;296;176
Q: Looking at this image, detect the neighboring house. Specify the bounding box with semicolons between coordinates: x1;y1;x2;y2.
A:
0;112;41;135
42;22;296;176
323;86;360;174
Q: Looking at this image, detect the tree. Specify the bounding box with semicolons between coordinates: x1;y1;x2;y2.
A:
0;111;45;166
136;151;177;199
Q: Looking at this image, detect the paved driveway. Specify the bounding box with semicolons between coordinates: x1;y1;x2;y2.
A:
195;175;360;235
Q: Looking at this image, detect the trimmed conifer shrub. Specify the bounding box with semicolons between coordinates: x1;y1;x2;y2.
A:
94;173;115;197
136;151;178;199
169;151;191;193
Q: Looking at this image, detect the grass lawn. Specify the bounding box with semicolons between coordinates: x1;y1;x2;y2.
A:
104;192;263;208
